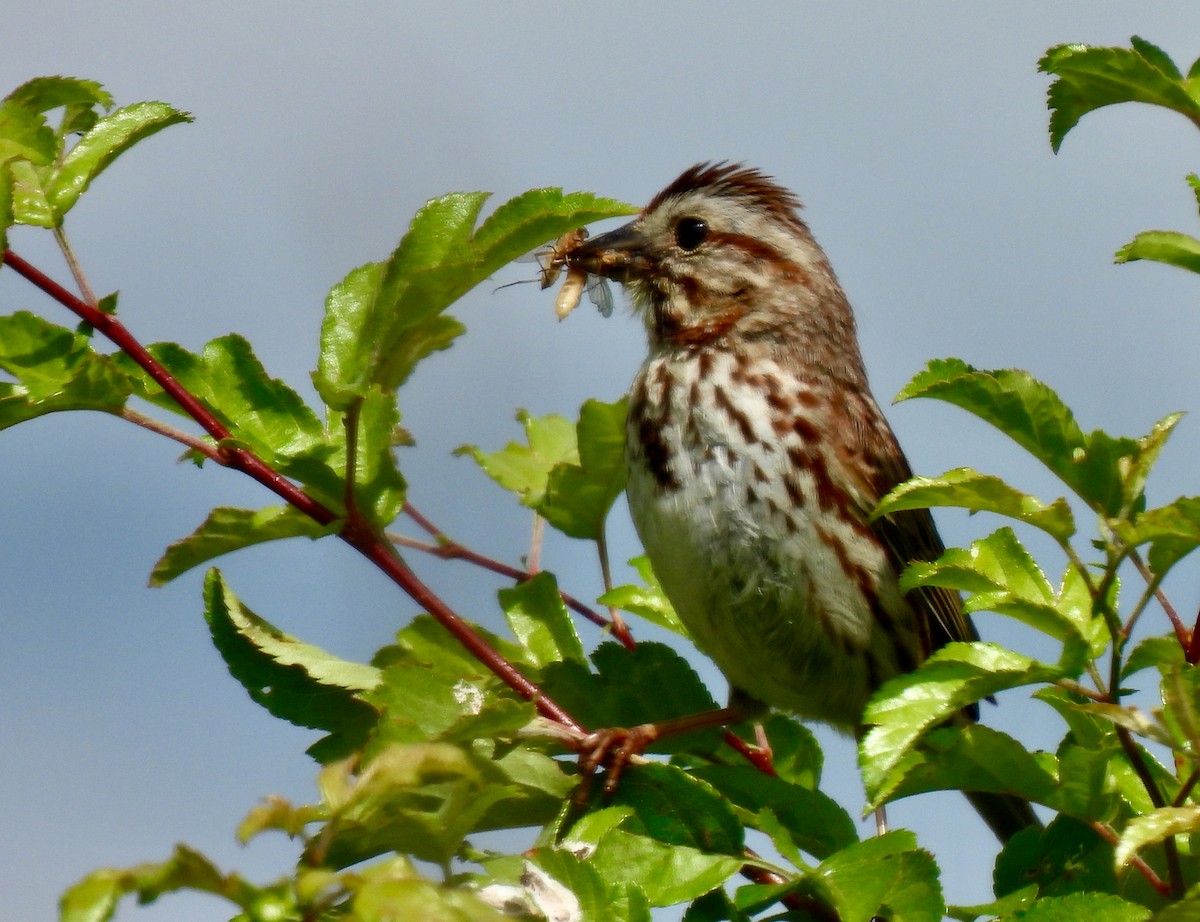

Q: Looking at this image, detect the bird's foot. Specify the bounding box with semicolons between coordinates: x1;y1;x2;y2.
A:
574;723;659;803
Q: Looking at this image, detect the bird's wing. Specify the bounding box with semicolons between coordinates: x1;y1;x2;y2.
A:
839;393;978;657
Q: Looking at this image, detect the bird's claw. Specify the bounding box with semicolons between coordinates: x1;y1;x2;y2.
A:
574;724;656;804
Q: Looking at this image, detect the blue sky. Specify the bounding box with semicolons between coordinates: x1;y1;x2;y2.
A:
5;4;1200;919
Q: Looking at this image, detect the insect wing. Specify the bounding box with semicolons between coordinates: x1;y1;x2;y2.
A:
586;276;615;318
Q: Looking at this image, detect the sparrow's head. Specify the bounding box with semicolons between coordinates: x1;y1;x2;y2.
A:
567;163;855;355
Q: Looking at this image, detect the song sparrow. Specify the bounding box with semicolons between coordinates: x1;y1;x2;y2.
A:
565;162;1036;841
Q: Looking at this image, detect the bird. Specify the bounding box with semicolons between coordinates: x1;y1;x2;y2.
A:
561;162;1038;842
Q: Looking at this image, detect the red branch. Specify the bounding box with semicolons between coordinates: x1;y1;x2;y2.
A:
1;249;581;733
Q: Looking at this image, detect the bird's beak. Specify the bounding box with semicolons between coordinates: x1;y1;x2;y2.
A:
568;221;651;284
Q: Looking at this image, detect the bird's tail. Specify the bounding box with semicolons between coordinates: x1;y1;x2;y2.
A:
966;789;1042;843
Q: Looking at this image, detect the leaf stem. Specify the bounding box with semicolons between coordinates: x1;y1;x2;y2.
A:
120;407;222;461
1127;548;1188;646
2;248;582;733
594;524;633;647
1088;821;1171;897
1115;726;1184;896
52;225;98;306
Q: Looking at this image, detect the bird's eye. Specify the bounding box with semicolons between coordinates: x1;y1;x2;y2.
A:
674;217;708;251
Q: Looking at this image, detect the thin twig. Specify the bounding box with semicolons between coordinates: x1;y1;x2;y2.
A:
1088;821;1172;897
52;226;98;306
120;407;222;462
393;502;632;646
1127;548;1188;645
595;524;633;648
1115;726;1183;896
527;512;544;574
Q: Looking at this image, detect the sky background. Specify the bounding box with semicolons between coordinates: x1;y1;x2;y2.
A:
5;4;1200;919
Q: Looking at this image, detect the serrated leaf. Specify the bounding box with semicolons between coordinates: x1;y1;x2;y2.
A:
598;555;688;637
0;310;131;427
690;764;856;860
116;333;324;452
1122;636;1185;678
317;743;509;868
47;101;192;217
538;397;628;540
1117;230;1200;274
1040;38;1200;152
151;505;331;586
530;850;653;922
499;571;586;667
340;387;408;526
901;528;1089;665
1004;892;1150;921
872;724;1059;814
59;844;256;922
861;642;1060;801
897;359;1143;515
314;187;633;404
1116;496;1200;576
566;765;744;906
801;831;944;922
876;468;1075;541
459;409;578;507
8;158;55;226
203;570;380;759
994;816;1119;901
472;186;636;270
538;642;720;754
5;76;111;115
0;98;55;164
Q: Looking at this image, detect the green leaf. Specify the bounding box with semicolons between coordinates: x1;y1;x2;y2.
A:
313;261;384;410
861;642;1061;802
0;163;10;255
1122;636;1185;678
1117;230;1200;275
897;359;1155;516
994;816;1119;900
317;742;511;868
471;186;636;271
313;187;632;405
0;311;131;428
901;528;1091;664
0;98;56;164
538;642;721;754
348;857;509;922
59;844;257;922
498;572;586;667
530;850;653;922
1116;496;1200;576
997;892;1150;921
537;397;628;540
116;333;327;463
1040;38;1200;152
47;101;192;217
150;505;331;586
5;76;111;116
566;765;744;906
873;724;1059;814
341;387;408;526
8;158;55;226
203;570;380;760
876;468;1076;541
690;764;856;860
458;409;578;507
800;831;945;922
599;555;689;637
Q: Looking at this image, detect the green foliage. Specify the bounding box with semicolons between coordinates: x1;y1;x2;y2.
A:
15;38;1200;919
